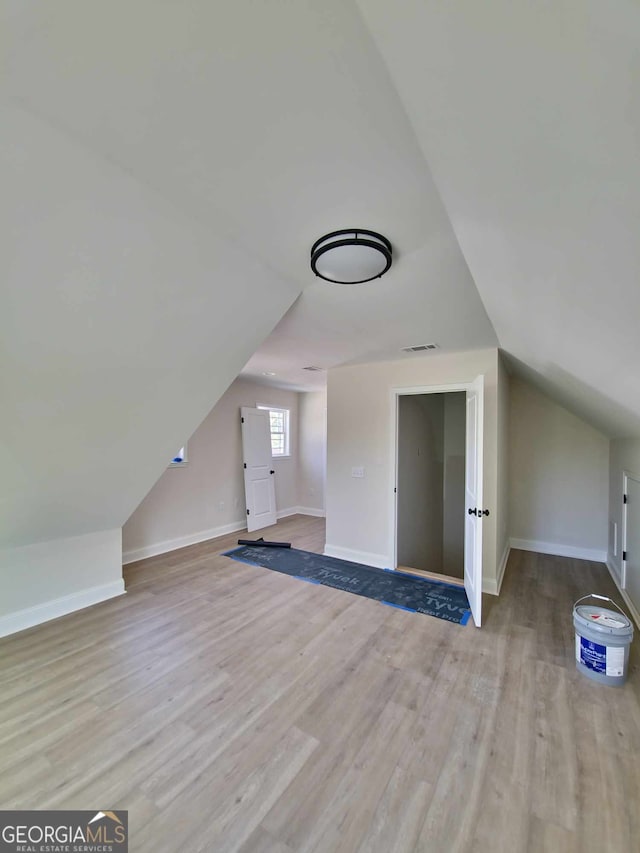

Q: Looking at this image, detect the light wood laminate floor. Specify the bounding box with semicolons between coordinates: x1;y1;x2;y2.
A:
1;515;639;852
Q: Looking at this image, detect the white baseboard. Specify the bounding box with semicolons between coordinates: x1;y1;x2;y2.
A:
295;506;326;518
323;544;389;569
483;542;511;596
605;559;640;629
123;507;326;565
277;506;326;519
276;507;296;520
0;579;126;639
510;538;607;564
606;557;622;585
123;520;247;564
496;542;510;594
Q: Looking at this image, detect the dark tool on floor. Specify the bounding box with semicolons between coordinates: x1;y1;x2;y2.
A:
237;537;292;549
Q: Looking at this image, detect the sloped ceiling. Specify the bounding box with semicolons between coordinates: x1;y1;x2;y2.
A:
1;100;301;547
2;0;496;548
3;1;638;549
356;0;640;437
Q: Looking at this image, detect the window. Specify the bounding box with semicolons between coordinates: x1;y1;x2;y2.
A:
169;445;188;466
258;406;290;457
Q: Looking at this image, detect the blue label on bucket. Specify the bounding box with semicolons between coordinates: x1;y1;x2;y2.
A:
579;636;607;673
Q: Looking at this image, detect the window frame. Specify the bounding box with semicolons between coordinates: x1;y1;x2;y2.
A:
168;445;188;467
257;405;291;458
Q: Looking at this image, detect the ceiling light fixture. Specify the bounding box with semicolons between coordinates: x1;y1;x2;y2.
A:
310;229;392;284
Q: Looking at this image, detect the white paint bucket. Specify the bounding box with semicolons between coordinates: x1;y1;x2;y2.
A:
573;594;633;687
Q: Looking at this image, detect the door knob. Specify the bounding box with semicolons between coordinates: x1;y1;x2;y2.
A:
468;507;478;516
270;470;275;475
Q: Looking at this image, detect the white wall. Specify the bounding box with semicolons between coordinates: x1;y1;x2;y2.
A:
297;390;327;514
1;103;300;551
509;378;609;560
496;353;511;587
397;395;444;572
122;379;302;562
442;392;466;578
608;440;640;626
1;102;301;633
0;529;123;638
325;348;501;586
608;439;640;584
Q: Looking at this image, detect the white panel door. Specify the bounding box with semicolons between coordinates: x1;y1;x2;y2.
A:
623;473;640;617
464;375;484;627
241;407;277;533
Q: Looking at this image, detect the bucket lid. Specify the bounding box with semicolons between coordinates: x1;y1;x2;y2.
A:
574;604;633;636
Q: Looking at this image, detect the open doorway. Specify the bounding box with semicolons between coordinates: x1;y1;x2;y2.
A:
392;377;485;627
396;392;466;580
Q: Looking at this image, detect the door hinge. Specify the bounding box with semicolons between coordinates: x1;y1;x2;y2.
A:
246;508;250;516
241;416;244;423
623;550;627;561
243;462;247;469
394;487;397;494
624;493;628;504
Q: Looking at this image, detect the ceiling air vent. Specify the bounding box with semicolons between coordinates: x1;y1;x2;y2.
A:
400;344;439;353
303;366;324;371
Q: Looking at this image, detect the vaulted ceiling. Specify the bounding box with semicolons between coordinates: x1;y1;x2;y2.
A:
356;0;640;438
247;0;640;439
3;1;639;546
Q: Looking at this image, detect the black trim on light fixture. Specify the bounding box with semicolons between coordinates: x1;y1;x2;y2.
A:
310;229;392;284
